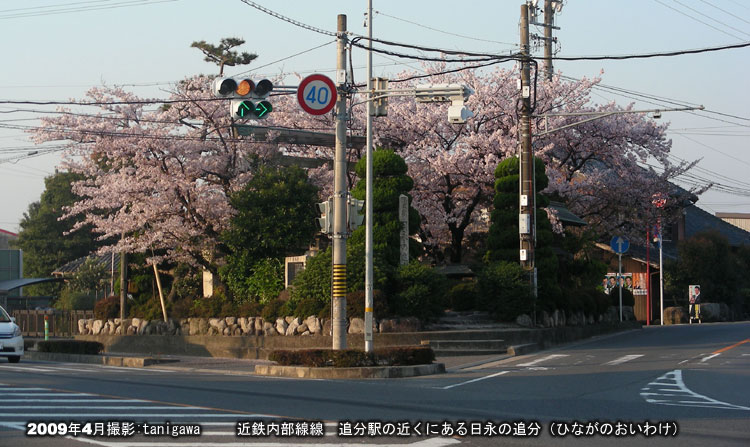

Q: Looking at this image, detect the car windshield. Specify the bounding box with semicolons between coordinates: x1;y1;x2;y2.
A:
0;306;11;323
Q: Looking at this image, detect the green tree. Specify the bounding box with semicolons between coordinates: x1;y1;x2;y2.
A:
220;164;318;302
485;157;562;312
350;148;422;268
289;149;423;316
665;230;743;312
190;37;257;76
13;171;102;296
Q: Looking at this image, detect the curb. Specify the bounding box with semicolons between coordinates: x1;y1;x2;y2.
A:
254;363;446;379
25;351;178;367
506;343;540;356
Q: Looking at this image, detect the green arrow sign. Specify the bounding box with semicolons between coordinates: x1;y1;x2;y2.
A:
236;100;254;118
254;100;272;119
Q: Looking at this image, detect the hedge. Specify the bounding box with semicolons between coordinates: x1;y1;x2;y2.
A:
36;340;104;355
268;346;435;368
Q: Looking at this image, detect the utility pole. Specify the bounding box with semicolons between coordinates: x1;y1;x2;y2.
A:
364;0;374;353
543;0;554;81
519;4;537;298
332;14;348;350
119;233;127;321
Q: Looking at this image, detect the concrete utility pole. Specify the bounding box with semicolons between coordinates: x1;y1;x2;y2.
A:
364;0;375;353
119;233;127;321
332;14;349;350
543;0;554;81
519;4;537;298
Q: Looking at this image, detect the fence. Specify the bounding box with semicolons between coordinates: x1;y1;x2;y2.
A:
11;309;95;338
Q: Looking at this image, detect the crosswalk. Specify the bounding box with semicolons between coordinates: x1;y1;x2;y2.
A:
0;382;461;446
0;362;179;375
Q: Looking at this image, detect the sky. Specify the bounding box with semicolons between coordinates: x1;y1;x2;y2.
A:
1;0;749;233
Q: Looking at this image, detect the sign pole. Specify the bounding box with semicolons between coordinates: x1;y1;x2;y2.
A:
618;253;623;322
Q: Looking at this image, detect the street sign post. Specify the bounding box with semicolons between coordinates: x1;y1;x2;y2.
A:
610;236;629;322
297;74;337;116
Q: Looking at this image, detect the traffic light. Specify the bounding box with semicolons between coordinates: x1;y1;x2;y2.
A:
315;198;334;235
212;77;274;120
347;195;365;231
372;77;388;117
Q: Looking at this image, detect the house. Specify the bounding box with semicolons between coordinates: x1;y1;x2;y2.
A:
595;204;750;322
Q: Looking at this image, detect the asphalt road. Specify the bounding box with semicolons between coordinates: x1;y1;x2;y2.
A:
1;322;748;446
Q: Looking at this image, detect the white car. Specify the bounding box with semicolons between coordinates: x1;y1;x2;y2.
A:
0;305;23;363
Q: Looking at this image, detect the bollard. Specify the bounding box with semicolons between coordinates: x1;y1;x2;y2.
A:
44;315;49;341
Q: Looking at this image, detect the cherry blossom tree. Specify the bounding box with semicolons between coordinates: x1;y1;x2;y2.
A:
29;76;277;272
271;64;697;262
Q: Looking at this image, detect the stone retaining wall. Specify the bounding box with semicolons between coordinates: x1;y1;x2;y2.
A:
77;316;423;337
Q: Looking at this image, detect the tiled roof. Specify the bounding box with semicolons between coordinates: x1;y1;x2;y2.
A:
52;253;119;276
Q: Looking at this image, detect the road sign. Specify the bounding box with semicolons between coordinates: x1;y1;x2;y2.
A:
610;236;630;254
297;74;337;115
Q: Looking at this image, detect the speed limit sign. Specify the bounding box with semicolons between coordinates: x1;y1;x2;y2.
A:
297;74;337;115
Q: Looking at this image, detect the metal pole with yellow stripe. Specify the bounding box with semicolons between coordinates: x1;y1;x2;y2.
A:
332;14;348;350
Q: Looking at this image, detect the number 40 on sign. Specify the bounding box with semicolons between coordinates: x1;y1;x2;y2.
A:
297;74;337;116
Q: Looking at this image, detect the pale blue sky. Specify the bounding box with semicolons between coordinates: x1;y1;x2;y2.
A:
1;0;749;232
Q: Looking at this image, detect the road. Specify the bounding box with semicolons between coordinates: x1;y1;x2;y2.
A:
1;322;748;446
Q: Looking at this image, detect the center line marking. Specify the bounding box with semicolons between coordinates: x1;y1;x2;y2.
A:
440;371;509;390
605;354;643;366
516;354;568;367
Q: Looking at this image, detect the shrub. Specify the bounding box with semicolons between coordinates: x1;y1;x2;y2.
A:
128;296;166;320
93;296;120;320
37;340;104;355
55;288;95;311
268;346;434;367
392;262;446;320
446;282;478;311
477;261;533;321
609;286;634;307
346;290;389;319
373;346;435;366
261;298;286;322
292;296;327;319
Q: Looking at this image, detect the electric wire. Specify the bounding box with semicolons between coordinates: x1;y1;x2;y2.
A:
0;0;178;20
669;0;750;38
238;0;336;37
653;0;746;41
698;0;750;26
373;10;519;47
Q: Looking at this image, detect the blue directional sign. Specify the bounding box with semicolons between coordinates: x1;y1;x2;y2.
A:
610;236;630;254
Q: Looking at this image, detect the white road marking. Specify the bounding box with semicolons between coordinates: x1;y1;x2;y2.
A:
701;353;720;363
605;354;643;366
439;371;509;390
516;354;568;367
0;399;146;403
641;369;750;411
0;365;58;372
0;406;212;410
0;393;91;396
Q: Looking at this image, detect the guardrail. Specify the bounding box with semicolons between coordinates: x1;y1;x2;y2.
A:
11;309;95;338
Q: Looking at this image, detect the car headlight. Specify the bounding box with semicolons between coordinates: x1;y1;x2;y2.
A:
13;325;21;337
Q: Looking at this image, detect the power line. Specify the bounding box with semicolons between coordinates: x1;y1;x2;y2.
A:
552;40;750;60
698;0;750;26
238;0;336;37
373;10;518;47
670;0;750;38
0;0;179;20
653;0;746;41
